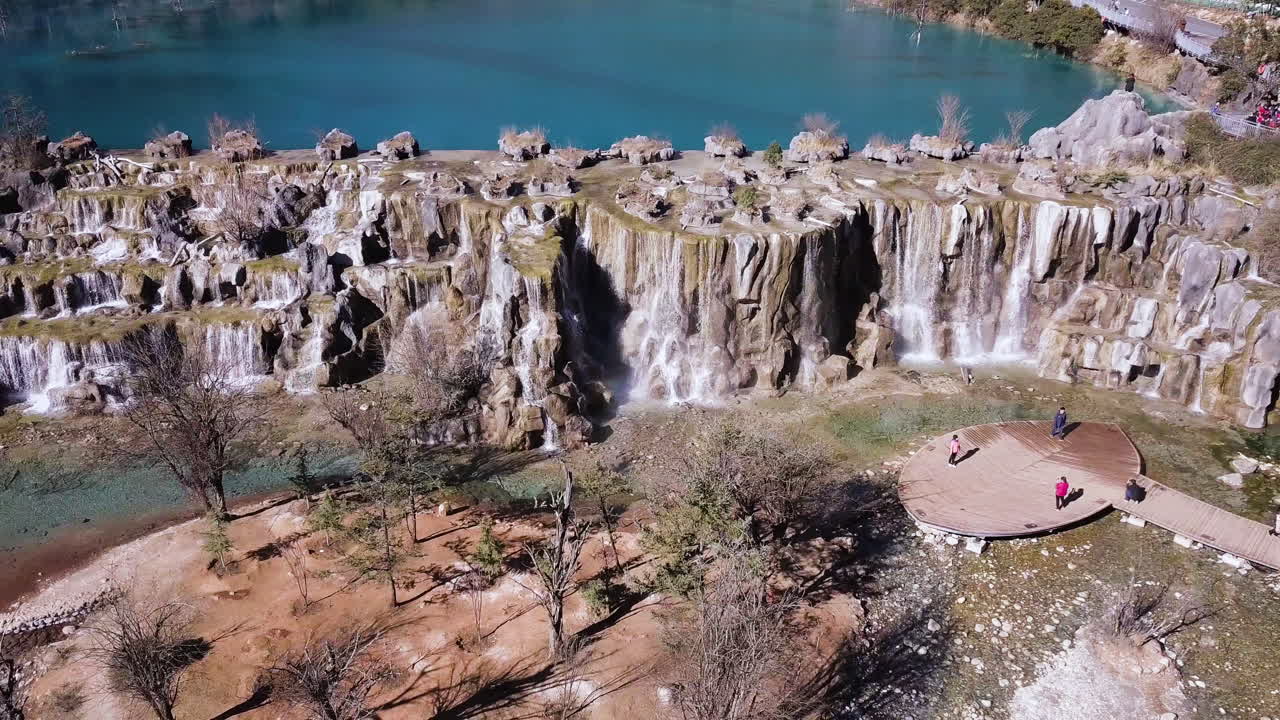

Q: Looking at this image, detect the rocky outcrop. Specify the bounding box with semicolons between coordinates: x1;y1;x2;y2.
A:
48;132;97;163
786;132;848;163
861;142;911;166
704;134;747;158
498;129;549;161
977;143;1024;165
609;136;675;165
213;130;265;163
1;103;1277;440
549;147;599;169
376;131;420;160
1028;91;1191;167
144;131;193;160
315;129;359;161
1170;56;1217;106
909;134;972;161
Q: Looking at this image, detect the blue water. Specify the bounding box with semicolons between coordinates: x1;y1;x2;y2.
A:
0;0;1173;151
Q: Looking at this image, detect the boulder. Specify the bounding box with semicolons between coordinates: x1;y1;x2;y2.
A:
771;190;808;221
679;198;719;229
615;181;666;219
908;134;972;161
977;143;1025;165
47;132;97;163
548;147;599;169
498;129;549;161
757;165;790;185
315;128;358;161
527;165;575;197
1026;91;1189;167
1012;161;1068;200
936;167;1000;196
144;131;193;160
686;171;734;202
609;135;674;165
213;129;264;163
814;355;850;389
423;171;468;198
853;319;894;371
1170;56;1216;106
704;134;747;158
375;131;419;160
718;158;755;185
1217;472;1244;489
806;162;840;192
480;173;519;202
785;131;848;163
1230;454;1259;475
861;142;911;166
48;379;107;414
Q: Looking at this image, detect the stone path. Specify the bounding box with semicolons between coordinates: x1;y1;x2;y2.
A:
899;421;1280;569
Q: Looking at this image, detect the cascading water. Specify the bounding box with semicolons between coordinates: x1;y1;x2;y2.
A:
992;204;1035;358
0;336;123;411
514;277;559;451
893;202;944;361
201;323;268;385
250;269;304;309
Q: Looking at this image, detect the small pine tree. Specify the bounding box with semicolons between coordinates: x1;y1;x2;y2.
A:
308;491;346;546
763;141;783;168
288;449;319;502
469;517;506;582
201;513;234;573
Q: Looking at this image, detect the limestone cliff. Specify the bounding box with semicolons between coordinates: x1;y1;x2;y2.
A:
0;109;1276;441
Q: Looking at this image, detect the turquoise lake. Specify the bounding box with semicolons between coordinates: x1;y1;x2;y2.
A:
1;0;1174;151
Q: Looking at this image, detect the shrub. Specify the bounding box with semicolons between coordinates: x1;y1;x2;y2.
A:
994;0;1103;57
469;517;506;581
1218;70;1247;102
51;683;86;714
1182;112;1280;186
308;491;346;546
763;141;783;168
201;513;234;573
0;94;47;170
936;93;972;144
1104;43;1127;69
581;577;613;618
1086;169;1130;188
733;186;759;210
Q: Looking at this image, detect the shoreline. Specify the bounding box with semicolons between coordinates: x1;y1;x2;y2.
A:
1;488;291;611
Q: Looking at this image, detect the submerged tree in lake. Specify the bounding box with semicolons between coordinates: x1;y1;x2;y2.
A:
116;326;267;519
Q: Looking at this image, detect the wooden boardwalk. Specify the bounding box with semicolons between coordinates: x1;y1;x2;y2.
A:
898;421;1280;570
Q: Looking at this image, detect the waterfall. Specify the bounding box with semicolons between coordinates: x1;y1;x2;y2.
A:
513;277;559;451
993;205;1034;357
250;270;304;309
477;232;519;357
71;272;125;314
893;202;944;362
0;335;123;411
201;323;268;385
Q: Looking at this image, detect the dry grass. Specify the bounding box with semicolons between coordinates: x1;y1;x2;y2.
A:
992;109;1032;149
709;122;739;141
801;112;839;136
207;113;257;149
499;126;547;146
936;94;972;145
866;133;893;149
613;135;672;154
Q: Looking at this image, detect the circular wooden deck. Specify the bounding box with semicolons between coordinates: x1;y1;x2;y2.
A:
898;421;1143;537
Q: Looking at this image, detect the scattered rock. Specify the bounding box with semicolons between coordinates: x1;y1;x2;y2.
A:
704;134;747;158
1216;472;1244;489
785;131;848;163
609;135;674;165
315;128;358;161
213;129;264;163
144;131;193;160
1230;454;1258;475
908;133;972;161
376;131;420;160
498;128;549;161
47;131;98;163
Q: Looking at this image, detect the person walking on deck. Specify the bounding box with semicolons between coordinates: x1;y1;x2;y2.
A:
1270;508;1279;537
1051;407;1068;440
948;435;962;467
1055;476;1070;510
1125;477;1144;503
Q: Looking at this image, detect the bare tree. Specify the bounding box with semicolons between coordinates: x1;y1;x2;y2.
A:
267;628;393;720
665;553;801;720
281;542;312;612
1136;2;1186;53
801;112;839;137
117;326;266;518
1108;580;1215;646
936;94;972;145
387;309;494;425
208;166;269;257
0;634;26;720
85;597;205;720
518;463;590;659
576;462;630;576
0;95;47;171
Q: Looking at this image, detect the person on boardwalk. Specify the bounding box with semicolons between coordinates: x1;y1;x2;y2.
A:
948;434;962;467
1055;476;1070;510
1271;508;1279;537
1125;477;1144;503
1051;407;1068;440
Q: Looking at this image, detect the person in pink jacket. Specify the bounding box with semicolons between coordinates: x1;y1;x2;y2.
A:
948;435;962;468
1055;476;1071;510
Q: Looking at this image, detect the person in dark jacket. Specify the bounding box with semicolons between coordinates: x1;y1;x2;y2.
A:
1051;407;1068;440
1124;477;1144;503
